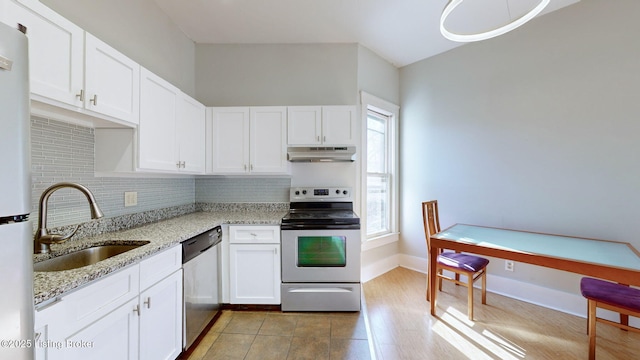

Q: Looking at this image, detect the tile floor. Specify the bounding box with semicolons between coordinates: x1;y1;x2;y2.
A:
184;310;372;360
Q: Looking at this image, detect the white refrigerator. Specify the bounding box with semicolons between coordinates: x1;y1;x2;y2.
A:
0;21;35;360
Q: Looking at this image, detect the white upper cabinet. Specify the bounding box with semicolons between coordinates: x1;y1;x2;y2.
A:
288;105;357;145
286;106;322;145
84;33;140;124
321;105;357;145
1;0;140;127
209;107;250;174
1;0;84;107
103;67;205;174
177;94;206;174
138;68;180;172
250;107;288;174
208;107;288;175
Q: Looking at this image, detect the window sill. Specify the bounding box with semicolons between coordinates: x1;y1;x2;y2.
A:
362;232;399;251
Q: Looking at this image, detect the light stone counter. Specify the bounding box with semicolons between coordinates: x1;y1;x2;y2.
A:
33;209;286;306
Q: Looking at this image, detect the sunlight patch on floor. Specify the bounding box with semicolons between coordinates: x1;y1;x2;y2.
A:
432;306;526;359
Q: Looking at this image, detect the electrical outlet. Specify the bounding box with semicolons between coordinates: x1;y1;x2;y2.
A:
124;192;137;207
505;260;515;272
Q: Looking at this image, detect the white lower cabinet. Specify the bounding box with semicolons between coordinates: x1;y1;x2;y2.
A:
229;225;281;305
61;297;140;360
139;270;182;360
34;245;182;360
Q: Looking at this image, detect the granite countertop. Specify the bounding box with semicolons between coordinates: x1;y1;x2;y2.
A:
33;210;286;307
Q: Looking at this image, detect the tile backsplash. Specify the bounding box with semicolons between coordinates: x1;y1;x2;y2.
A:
30;117;290;229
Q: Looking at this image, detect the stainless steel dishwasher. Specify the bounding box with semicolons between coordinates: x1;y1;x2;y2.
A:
182;226;222;351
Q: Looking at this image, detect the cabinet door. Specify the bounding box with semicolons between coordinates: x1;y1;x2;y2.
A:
210;107;250;174
138;67;180;172
322;106;357;145
56;297;139;360
287;106;322;145
250;106;288;174
2;0;83;108
84;33;140;124
34;299;64;360
177;94;206;174
139;270;183;360
229;244;281;304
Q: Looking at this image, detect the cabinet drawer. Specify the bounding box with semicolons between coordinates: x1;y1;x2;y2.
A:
139;245;181;290
59;265;139;334
229;225;280;244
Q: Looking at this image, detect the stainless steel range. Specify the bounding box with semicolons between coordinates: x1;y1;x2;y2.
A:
281;187;361;312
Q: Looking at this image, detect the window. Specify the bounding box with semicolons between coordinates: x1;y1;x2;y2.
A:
361;92;399;242
367;111;391;236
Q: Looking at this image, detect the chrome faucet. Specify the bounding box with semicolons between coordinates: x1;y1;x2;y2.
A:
34;182;104;254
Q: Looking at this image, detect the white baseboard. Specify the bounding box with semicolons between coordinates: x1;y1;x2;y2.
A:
366;254;640;326
361;253;400;283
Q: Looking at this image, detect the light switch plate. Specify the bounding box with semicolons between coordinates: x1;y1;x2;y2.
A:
124;192;137;207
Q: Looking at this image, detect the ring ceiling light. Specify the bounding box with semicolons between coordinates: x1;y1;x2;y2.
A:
440;0;550;42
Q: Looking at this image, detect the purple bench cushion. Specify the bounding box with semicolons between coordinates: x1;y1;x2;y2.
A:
438;252;490;272
580;277;640;313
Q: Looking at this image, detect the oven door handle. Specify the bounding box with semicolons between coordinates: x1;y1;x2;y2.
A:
286;287;354;293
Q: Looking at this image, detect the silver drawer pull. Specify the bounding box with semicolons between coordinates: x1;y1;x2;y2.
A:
90;94;98;105
76;89;84;101
144;297;151;309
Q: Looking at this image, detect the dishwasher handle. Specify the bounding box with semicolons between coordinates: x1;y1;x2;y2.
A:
182;226;222;263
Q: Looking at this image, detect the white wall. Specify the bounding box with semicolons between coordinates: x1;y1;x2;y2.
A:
399;0;640;294
357;45;400;106
41;0;196;96
195;43;359;106
357;46;401;280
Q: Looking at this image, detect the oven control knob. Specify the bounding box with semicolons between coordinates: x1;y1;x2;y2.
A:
302;190;307;195
336;189;341;194
343;190;348;195
295;190;300;195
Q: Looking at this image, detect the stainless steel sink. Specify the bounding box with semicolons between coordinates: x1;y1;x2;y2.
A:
34;242;150;272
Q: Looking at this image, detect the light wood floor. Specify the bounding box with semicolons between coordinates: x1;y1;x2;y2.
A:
362;267;640;360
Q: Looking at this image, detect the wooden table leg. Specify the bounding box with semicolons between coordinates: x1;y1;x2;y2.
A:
429;243;438;316
620;283;630;328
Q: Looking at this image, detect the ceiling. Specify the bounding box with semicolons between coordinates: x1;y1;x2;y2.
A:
153;0;580;67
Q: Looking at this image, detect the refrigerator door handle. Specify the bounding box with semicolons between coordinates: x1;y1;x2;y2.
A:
0;54;12;71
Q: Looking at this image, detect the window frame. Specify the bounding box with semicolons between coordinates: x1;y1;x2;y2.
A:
360;92;399;250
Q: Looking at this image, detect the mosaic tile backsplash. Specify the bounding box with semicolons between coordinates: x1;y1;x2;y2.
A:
30;117;290;230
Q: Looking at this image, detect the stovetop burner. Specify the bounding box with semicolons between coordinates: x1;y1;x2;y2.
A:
282;187;360;230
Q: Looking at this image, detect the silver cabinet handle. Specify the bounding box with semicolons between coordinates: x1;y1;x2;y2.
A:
250;164;253;171
317;135;320;142
182;161;186;168
133;304;140;316
90;94;98;106
323;135;326;142
144;297;151;309
76;89;84;101
176;161;181;168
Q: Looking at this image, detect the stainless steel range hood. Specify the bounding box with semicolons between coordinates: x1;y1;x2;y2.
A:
287;146;356;162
